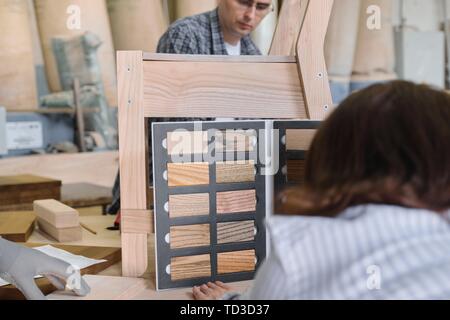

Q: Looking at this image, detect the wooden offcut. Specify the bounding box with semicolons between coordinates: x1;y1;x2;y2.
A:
0;211;36;242
217;221;255;244
33;199;79;228
170;224;210;249
171;254;211;281
216;161;255;184
217;250;256;275
167;163;209;187
216;190;257;214
37;218;82;242
169;193;210;218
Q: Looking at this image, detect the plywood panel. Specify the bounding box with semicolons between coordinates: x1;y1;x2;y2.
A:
171;254;211;281
167;163;209;187
216;190;256;214
216;161;255;184
217;250;256;274
217;221;255;244
170;224;210;249
169;193;210;218
167;131;208;156
286;129;317;150
142;59;306;119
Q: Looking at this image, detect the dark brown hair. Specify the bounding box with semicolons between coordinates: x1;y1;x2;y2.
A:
278;81;450;217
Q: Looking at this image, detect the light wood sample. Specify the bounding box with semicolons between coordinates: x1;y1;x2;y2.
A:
171;254;211;281
217;190;257;214
215;130;257;153
167;131;208;156
170;224;210;249
217;221;255;244
216;161;255;184
217;250;256;274
169;193;210;218
286;129;317;150
167;163;209;187
0;211;36;242
33;199;79;228
287;159;306;184
37;218;82;242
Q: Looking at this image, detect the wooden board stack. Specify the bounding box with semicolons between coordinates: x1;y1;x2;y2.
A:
0;175;61;211
33;200;82;242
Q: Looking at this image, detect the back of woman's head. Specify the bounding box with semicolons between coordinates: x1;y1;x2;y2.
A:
279;80;450;216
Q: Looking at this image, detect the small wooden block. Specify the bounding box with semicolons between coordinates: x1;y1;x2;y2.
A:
286;129;317;150
169;193;210;218
217;221;255;244
216;161;255;184
171;254;211;281
170;224;210;249
167;131;208;155
37;218;82;242
0;211;36;242
215;130;257;152
287;159;306;183
216;190;256;214
33;199;79;228
167;162;210;187
217;250;256;274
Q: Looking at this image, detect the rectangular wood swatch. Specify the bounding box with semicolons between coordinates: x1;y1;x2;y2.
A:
170;224;210;249
37;218;82;242
217;221;255;244
33;199;79;228
287;159;306;184
171;254;211;281
286;129;317;150
215;130;257;152
216;190;256;214
217;250;256;274
169;193;210;218
167;162;209;187
216;161;255;184
167;131;208;156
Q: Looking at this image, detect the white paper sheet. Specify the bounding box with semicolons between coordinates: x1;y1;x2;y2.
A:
0;245;107;287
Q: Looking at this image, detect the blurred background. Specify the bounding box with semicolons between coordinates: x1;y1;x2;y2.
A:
0;0;448;159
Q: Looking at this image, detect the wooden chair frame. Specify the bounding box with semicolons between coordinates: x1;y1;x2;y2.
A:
117;0;334;277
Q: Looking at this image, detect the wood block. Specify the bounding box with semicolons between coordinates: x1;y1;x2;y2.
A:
169;224;210;249
217;250;256;274
217;190;256;214
33;199;79;228
171;254;211;281
167;131;208;156
0;211;36;242
217;221;255;244
286;129;317;150
216;161;255;184
287;159;306;184
0;174;61;206
167;163;209;187
0;244;121;300
215;130;257;152
169;193;210;218
37;218;82;242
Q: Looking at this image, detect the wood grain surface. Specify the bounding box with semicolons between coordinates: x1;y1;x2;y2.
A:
33;199;79;228
171;254;211;281
37;218;82;242
167;131;208;156
0;211;36;242
287;159;306;184
216;161;255;184
217;221;255;244
286;129;317;151
170;224;210;249
216;190;257;214
217;250;256;274
167;162;209;187
169;193;210;218
215;130;257;153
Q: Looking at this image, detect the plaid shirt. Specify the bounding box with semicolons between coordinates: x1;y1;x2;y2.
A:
157;8;261;55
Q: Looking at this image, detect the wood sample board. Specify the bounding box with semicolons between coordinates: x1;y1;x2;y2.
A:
0;211;36;242
0;244;121;300
152;121;266;290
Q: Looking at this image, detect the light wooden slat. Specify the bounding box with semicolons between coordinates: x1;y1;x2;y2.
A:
171;254;211;281
143;53;296;63
217;250;256;274
117;51;148;277
216;161;255;184
169;193;210;218
142;60;306;119
296;0;334;120
121;209;152;234
167;131;209;156
285;129;317;150
167;162;210;187
216;190;256;214
217;221;255;244
170;224;210;249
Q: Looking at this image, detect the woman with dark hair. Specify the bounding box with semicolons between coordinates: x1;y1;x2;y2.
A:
193;81;450;300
